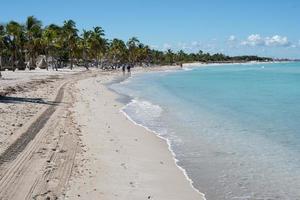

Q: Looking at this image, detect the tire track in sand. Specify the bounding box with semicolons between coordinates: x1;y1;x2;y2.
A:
0;71;93;199
0;82;66;165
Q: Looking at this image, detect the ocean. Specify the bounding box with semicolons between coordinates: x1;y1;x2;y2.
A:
110;62;300;200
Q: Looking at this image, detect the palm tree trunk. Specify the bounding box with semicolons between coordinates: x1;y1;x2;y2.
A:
45;54;49;70
100;59;103;69
96;56;99;68
83;51;88;70
30;54;36;70
12;53;16;72
84;58;88;70
55;61;58;71
70;56;73;70
0;56;2;78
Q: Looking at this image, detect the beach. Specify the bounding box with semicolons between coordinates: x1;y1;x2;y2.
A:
1;62;299;199
1;1;298;199
0;66;205;200
111;62;300;199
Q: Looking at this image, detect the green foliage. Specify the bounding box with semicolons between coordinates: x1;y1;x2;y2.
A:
109;38;128;64
0;16;273;71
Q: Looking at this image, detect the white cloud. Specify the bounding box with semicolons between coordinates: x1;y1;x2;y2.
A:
241;34;264;46
203;43;217;52
191;41;199;46
228;35;236;42
265;35;290;47
241;34;292;47
191;41;202;48
177;42;189;50
162;43;172;50
150;44;159;49
227;35;240;49
176;41;204;52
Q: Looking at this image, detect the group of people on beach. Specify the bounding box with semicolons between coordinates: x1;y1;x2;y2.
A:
121;63;132;73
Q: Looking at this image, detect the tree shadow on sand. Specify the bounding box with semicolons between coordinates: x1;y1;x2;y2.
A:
0;96;61;105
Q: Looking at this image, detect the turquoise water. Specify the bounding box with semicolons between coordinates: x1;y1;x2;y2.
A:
111;62;300;200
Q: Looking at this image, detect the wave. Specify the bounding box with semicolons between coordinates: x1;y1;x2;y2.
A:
124;99;163;119
120;98;206;199
183;67;193;71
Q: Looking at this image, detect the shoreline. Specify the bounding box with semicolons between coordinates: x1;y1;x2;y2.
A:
108;67;207;198
65;66;206;199
0;61;297;199
119;103;206;198
103;60;277;199
109;61;300;200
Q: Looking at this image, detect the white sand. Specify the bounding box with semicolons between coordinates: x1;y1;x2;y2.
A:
0;66;206;199
0;68;85;88
65;72;205;199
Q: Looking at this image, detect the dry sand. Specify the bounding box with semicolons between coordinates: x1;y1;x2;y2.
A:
0;68;93;199
0;66;205;200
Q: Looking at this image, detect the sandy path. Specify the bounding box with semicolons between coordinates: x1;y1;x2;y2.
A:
0;82;66;165
0;69;84;155
0;69;96;199
65;73;205;200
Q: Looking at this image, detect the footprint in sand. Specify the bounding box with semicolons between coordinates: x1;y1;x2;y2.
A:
129;181;135;188
47;178;60;189
120;163;127;169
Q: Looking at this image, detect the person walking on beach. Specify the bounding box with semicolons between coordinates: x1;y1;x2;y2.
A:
127;64;131;73
122;65;126;74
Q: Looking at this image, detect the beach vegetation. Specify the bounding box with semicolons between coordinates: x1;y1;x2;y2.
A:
0;17;273;74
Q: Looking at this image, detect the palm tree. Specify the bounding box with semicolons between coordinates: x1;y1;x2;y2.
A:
62;20;78;70
80;30;92;69
108;39;128;68
41;24;61;70
6;21;26;71
149;49;164;65
126;37;140;66
49;24;64;70
177;50;187;63
136;43;151;66
0;16;273;74
89;26;106;68
165;49;175;65
25;16;42;70
0;24;6;77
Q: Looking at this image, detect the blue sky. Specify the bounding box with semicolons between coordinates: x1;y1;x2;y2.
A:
1;0;300;58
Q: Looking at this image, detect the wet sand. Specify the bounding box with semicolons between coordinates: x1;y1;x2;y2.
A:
65;69;205;199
